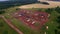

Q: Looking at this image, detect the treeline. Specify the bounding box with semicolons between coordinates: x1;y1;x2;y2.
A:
0;10;5;14
55;15;60;34
45;6;60;14
0;5;15;9
0;0;39;9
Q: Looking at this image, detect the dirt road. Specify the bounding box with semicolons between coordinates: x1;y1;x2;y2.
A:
1;16;23;34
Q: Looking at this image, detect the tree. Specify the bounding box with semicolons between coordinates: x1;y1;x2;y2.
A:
0;10;5;14
45;8;53;14
0;23;4;27
55;29;57;34
3;30;8;34
16;8;21;10
57;31;60;34
56;16;60;23
57;25;60;29
55;6;60;13
36;8;42;11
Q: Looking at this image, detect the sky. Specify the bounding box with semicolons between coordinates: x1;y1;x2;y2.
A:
0;0;47;1
0;0;60;1
0;0;9;1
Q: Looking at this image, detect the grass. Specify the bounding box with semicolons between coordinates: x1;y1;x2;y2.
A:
27;8;60;34
1;6;60;34
34;22;40;27
41;11;60;34
4;14;41;34
0;18;18;34
2;7;41;34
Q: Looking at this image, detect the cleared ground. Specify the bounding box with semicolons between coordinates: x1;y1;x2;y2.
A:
19;1;60;9
12;9;49;30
